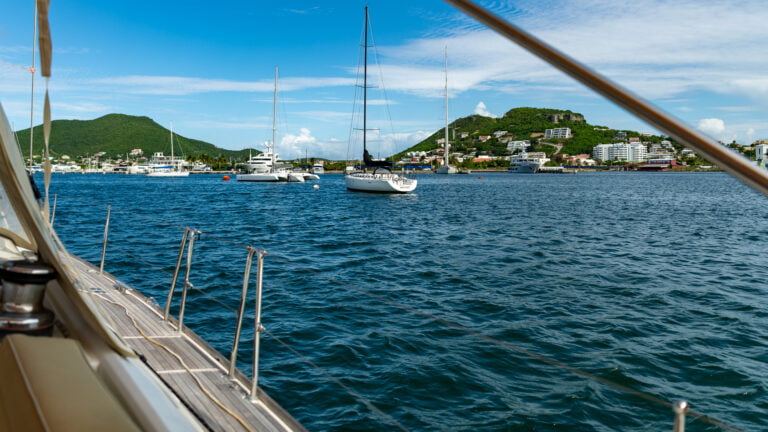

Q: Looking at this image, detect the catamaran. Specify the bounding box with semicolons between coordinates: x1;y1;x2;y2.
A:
345;7;417;194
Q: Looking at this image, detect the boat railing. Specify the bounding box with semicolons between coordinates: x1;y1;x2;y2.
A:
57;195;741;431
69;198;272;402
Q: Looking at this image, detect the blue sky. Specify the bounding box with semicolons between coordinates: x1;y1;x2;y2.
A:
2;0;768;160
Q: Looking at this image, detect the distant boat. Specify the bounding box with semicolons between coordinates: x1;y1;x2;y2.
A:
147;124;189;177
311;161;325;174
345;7;417;194
237;67;290;182
508;151;549;173
436;47;458;175
243;147;280;174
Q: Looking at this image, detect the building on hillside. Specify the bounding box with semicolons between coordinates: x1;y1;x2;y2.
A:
614;131;627;141
459;132;469;139
544;127;572;139
593;142;647;162
756;144;768;161
493;130;508;138
507;140;530;153
478;135;491;142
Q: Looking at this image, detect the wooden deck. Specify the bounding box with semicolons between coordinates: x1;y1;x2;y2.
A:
65;254;304;432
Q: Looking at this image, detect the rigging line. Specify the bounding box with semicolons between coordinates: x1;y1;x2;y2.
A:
261;327;410;432
367;19;398;159
101;244;176;278
92;292;256;432
265;253;741;432
187;284;240;316
0;60;34;73
347;17;367;164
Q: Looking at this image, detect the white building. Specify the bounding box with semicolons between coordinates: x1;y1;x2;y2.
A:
544;127;572;139
593;144;612;161
592;142;647;162
756;144;768;161
506;140;530;153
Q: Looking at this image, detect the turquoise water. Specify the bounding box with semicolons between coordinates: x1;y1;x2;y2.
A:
49;172;767;431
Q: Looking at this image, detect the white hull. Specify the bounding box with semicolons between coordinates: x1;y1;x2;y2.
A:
345;172;417;193
236;172;287;182
302;173;320;180
436;165;458;174
508;163;539;173
147;170;189;177
287;173;305;182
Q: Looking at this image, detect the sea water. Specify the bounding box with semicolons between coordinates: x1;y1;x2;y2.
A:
49;172;768;431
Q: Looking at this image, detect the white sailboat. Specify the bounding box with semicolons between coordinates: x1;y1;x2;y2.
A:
147;124;189;177
238;67;290;182
436;47;458;175
345;7;417;194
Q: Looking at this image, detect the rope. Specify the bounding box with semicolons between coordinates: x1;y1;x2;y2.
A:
92;292;256;432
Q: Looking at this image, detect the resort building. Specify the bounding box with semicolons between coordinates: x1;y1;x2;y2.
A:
593;142;648;162
544;127;572;139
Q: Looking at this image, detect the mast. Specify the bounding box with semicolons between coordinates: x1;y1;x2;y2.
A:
444;46;449;166
29;2;37;169
272;66;278;172
363;6;368;159
170;123;174;171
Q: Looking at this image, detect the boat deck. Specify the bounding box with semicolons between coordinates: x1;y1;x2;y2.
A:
64;254;304;432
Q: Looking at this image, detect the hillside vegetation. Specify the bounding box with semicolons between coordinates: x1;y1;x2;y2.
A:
14;114;256;159
401;107;675;157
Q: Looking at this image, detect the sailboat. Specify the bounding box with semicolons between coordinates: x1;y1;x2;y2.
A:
345;7;417;194
147;123;189;177
238;67;293;182
436;47;458;175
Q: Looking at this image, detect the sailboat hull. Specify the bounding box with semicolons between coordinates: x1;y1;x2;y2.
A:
236;172;287;182
345;172;417;193
436;165;458;174
146;171;189;177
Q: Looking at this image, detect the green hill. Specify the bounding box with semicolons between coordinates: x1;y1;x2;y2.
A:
401;107;676;157
14;113;257;160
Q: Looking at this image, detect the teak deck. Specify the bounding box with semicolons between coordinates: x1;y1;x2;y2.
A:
65;254;304;432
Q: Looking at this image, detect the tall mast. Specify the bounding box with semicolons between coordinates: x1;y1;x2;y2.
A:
444;46;449;166
272;66;278;171
29;2;37;169
170;123;174;170
363;6;368;156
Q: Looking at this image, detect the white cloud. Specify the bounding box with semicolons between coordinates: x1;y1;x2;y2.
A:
474;102;495;118
697;118;726;138
91;75;354;96
280;128;318;159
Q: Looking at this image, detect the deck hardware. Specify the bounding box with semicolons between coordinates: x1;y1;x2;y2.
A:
250;248;266;401
229;246;257;377
164;227;190;321
176;230;198;333
673;400;688;432
99;205;111;274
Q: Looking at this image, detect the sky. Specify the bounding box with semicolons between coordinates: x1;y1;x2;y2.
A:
2;0;768;160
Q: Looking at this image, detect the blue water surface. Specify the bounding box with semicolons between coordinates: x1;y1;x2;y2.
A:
48;171;768;431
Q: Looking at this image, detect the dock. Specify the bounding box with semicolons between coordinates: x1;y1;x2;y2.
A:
65;254;304;432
